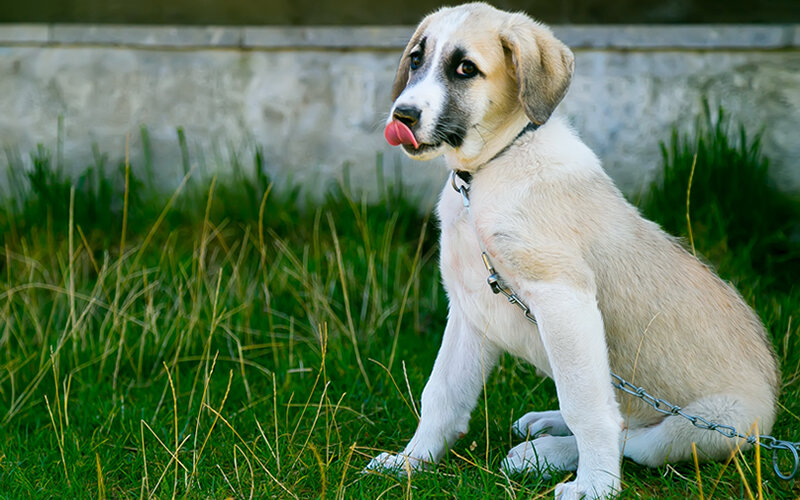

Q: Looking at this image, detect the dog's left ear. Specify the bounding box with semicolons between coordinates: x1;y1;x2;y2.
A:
500;16;574;125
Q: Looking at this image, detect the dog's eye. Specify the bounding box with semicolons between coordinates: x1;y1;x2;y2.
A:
409;52;423;70
456;60;478;78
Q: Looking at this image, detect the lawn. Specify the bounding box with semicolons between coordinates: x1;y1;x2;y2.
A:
1;107;799;499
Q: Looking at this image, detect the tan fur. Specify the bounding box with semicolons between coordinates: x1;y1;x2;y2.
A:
499;14;575;125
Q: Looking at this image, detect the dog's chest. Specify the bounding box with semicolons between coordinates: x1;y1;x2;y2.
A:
437;186;551;372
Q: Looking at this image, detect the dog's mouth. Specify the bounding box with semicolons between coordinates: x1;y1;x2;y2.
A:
385;120;419;148
385;120;443;156
402;142;441;155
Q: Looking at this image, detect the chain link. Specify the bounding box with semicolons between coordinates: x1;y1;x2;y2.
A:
609;374;800;480
452;172;799;481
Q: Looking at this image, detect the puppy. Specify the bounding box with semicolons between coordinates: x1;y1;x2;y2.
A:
367;3;779;498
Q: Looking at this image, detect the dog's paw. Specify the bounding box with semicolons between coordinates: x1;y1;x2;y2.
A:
363;452;430;476
512;410;572;439
555;477;619;500
501;435;578;478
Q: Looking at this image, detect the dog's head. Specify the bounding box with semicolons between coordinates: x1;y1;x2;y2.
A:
385;2;574;165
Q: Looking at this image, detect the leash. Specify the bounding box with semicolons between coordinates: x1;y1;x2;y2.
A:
450;170;800;480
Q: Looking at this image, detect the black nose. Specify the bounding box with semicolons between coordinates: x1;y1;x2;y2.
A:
393;106;421;128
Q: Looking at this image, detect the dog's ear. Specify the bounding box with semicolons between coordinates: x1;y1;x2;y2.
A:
391;18;433;101
500;16;574;125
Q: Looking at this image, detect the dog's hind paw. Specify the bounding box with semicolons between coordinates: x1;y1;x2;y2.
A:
512;410;572;439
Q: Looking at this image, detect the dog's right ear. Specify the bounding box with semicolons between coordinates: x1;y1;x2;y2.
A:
391;18;432;101
500;14;574;125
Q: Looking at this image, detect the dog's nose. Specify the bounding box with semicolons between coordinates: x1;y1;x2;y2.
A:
393;106;421;128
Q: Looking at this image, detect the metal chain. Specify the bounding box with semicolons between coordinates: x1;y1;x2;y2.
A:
451;172;799;480
610;373;800;480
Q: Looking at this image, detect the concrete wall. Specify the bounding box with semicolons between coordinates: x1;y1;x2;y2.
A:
1;24;799;202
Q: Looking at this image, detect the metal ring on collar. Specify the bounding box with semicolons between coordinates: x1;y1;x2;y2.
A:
449;170;464;194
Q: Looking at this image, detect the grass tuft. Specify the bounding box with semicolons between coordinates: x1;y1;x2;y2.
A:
640;99;800;292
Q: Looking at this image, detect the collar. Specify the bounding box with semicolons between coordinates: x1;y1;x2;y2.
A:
453;121;538;185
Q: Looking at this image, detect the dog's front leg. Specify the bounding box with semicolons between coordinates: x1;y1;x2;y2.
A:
523;281;622;499
366;309;500;475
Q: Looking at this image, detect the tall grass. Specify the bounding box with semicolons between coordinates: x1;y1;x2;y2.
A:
639;100;800;292
0;113;798;498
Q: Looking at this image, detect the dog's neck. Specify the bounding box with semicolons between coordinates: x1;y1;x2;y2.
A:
447;114;538;183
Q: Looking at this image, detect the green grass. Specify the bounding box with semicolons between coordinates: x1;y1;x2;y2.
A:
1;110;799;499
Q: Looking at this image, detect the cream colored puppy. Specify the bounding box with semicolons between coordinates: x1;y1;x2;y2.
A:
367;3;779;499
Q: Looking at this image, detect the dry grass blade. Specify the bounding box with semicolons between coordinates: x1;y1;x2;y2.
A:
732;453;755;500
686;152;698;257
140;420;150;499
401;360;419;420
141;421;192;473
388;215;429;371
234;443;256;500
309;442;327;500
692;442;705;500
44;395;69;486
336;442;357;500
203;402;298;499
326;213;371;390
189;355;228;490
142;426;192;498
755;433;762;500
290;381;331;471
163;362;180;499
96;452;106;500
369;358;419;422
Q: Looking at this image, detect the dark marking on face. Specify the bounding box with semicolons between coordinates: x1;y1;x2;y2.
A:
405;37;432;89
434;89;470;148
445;47;483;81
444;47;466;80
430;47;480;149
409;37;427;71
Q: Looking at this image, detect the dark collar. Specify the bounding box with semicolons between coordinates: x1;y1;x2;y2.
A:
453;121;538;185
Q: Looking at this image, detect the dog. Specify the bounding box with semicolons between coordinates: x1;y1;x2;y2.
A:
366;3;779;498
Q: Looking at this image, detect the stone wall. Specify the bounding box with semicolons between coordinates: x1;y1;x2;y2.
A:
1;24;798;202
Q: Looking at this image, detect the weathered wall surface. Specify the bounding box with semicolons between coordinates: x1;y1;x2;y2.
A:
1;24;798;201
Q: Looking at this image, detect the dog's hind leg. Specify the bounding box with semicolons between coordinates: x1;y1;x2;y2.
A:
621;393;775;467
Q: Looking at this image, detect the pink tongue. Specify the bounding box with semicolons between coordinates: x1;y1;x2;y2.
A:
384;120;419;149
